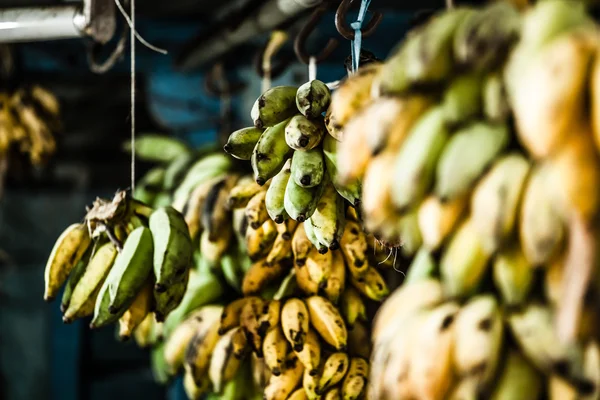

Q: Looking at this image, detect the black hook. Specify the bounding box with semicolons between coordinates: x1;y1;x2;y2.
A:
254;42;293;79
203;63;246;97
294;5;339;65
335;0;383;41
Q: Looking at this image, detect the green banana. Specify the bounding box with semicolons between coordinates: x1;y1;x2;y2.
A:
133;167;165;205
285;115;326;151
303;217;324;253
251;86;298;129
94;226;154;325
150;206;193;291
483;73;510;123
224;127;264;160
441;73;483;127
155;277;188;322
397;209;423;258
284;176;322;223
291;148;324;188
296;79;331;119
391;106;449;212
163;152;196;191
173;153;232;201
493;244;533;307
435;121;509;202
220;245;247;293
308;182;345;251
153;192;172;208
322;133;361;207
251;118;292;186
123;134;191;163
266;159;292;224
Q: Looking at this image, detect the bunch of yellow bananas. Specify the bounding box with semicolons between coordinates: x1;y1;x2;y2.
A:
325;0;600;398
0;85;60;165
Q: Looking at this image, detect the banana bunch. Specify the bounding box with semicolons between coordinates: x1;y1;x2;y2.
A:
0;85;61;166
320;0;600;398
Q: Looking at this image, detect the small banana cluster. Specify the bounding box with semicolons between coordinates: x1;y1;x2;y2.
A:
0;85;61;165
43;189;195;340
321;0;600;399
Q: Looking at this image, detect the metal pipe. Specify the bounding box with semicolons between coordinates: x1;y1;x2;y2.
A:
0;6;85;43
176;0;323;71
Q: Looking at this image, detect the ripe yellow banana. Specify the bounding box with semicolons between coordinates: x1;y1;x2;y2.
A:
593;47;600;152
471;153;531;253
246;219;278;261
242;259;286;296
241;296;266;355
418;194;466;251
305;247;333;287
294;262;319;296
340;287;367;329
199;227;232;267
264;353;305;400
246;190;269;229
349;266;389;302
183;368;211;400
323;248;345;304
342;357;369;400
228;176;264;209
209;326;249;393
257;299;281;337
308;182;345;251
281;298;310;352
184;318;222;385
182;176;223;239
219;297;258;334
323;387;342;400
118;279;153;340
340;219;368;279
493;244;534;306
318;352;349;394
291;223;312;266
287;388;308;400
306;296;347;351
265;229;293;266
489;350;542;400
201;175;238;241
303;368;321;400
44;223;91;301
252;353;272;392
263;326;289;376
133;312;161;349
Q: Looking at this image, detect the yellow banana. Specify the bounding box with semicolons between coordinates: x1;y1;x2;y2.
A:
118;279;153;340
342;357;369;400
490;350;542;400
323;248;345;304
246;219;278;261
208;326;249;393
418;195;466;251
182;176;223;240
242;259;286;296
264;353;305;400
44;223;91;301
292;223;312;266
257;299;281;337
265;230;293;266
323;387;341;400
183;368;211;400
493;244;534;306
305;247;333;287
288;388;308;400
200;227;232;267
240;297;265;355
308;182;346;251
318;352;349;394
349;266;389;302
340;219;368;279
275;219;297;240
219;297;259;334
184;318;222;385
593;46;600;153
306;296;347;351
294;262;320;296
201;174;238;241
303;368;321;400
340;287;367;329
281;298;310;352
252;353;272;392
133;312;158;348
246;189;269;229
263;326;289;376
228;176;264;209
295;329;321;377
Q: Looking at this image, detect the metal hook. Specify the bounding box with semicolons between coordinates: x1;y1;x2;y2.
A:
203;63;246;97
254;42;293;80
294;5;339;65
335;0;383;41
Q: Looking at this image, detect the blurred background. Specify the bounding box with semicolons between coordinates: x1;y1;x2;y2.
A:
0;0;529;399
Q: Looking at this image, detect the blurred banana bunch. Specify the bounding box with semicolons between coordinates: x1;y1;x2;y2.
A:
0;85;61;166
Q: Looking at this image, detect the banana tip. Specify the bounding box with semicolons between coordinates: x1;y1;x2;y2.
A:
108;305;118;314
282;232;291;240
223;144;232;153
297;215;306;223
329;240;340;251
256;177;266;186
309;369;319;376
44;294;54;303
272;368;281;376
274;215;284;224
300;176;311;186
62;316;73;324
155;283;167;293
318;246;328;255
119;334;131;342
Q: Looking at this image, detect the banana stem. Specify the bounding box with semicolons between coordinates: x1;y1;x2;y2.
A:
129;199;154;218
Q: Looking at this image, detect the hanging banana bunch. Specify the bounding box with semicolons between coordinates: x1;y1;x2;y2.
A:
326;0;600;398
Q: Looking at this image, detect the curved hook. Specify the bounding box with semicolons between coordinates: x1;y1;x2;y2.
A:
294;5;339;65
254;43;293;79
203;63;246;97
335;0;383;41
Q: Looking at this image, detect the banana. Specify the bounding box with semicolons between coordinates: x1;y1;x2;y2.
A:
199;227;232;267
295;262;320;296
246;219;278;261
483;72;511;123
349;266;389;302
60;244;94;312
63;242;117;323
285;115;326;151
228;176;264;210
276;219;297;240
185;318;222;385
291;148;324;188
340;287;366;328
593;47;600;152
547;127;600;223
584;341;600;400
240;297;266;355
391;106;450;212
224;126;264;160
201;175;238;241
318;352;349;394
296;79;331;119
181;176;221;238
252;352;272;391
30;85;60;120
308;182;345;251
44;223;91;301
118;279;153;340
520;164;565;266
251;86;298;129
209;326;249;393
266;159;291;223
219;297;257;334
508;28;596;159
304;247;332;288
471;153;531;253
342;357;369;400
441;73;483;127
264;353;305;400
263;326;289;376
242;259;286;296
303;368;321;400
123;134;191;163
323;248;345;304
347;321;370;360
435;121;510;202
405;248;436;286
258;299;281;337
183;369;211;400
133;312;159;348
288;388;308;400
132;167;165;206
303;217;323;253
284;171;322;222
265;228;294;266
453;295;503;390
418;195;466;251
440;218;490;299
305;296;347;351
452;2;521;71
150;206;192;292
340;219;368;279
292;223;312;266
493;244;534;306
274;268;298;301
164;305;223;374
323;387;341;400
246;190;269;229
295;329;321;377
397;208;423;257
252;118;292;186
172;153;232;202
322;133;361;207
220;245;246;293
281;298;310;352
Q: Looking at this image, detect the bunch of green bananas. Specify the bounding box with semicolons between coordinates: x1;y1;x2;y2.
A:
325;0;600;398
0;85;61;165
43;190;195;340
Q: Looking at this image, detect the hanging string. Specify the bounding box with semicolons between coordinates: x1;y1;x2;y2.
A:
114;0;168;55
130;0;136;191
308;56;317;82
349;0;371;74
446;0;454;9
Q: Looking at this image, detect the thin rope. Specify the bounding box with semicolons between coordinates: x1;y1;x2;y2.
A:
446;0;454;9
130;0;136;192
114;0;168;54
350;0;371;73
308;56;317;81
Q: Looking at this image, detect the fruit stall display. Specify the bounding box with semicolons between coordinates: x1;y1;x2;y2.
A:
42;0;600;399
